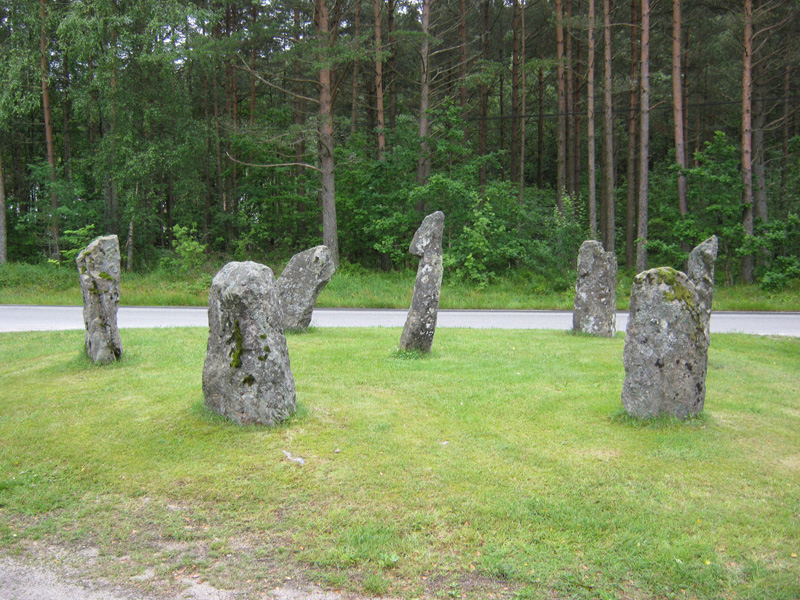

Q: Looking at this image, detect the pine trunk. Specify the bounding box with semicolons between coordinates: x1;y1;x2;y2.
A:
351;0;361;136
375;0;386;157
636;0;650;274
0;144;6;263
741;0;754;284
316;0;340;264
555;0;567;211
40;0;60;260
479;0;490;189
510;0;521;184
416;0;432;188
601;0;615;254
625;0;639;268
588;0;597;238
672;0;688;215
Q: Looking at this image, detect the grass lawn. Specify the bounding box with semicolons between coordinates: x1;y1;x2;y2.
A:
0;327;799;600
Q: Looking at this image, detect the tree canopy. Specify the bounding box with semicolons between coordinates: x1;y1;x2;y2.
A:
1;0;798;289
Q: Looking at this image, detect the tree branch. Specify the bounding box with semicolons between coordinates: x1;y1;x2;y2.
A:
225;152;321;173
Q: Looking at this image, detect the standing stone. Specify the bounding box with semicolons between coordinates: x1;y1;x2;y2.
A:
76;235;122;364
399;211;445;353
277;245;335;331
203;261;296;426
621;236;718;419
573;240;617;337
687;235;718;338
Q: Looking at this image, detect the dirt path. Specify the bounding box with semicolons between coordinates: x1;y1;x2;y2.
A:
0;554;368;600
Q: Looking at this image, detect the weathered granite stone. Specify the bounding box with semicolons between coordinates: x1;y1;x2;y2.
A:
203;261;296;426
687;235;718;338
399;211;445;353
573;240;617;337
277;245;335;330
76;235;122;364
621;263;715;419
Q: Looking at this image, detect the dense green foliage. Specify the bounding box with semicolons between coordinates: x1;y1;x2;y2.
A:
1;0;799;290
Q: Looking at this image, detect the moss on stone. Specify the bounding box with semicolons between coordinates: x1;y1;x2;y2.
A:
229;319;244;369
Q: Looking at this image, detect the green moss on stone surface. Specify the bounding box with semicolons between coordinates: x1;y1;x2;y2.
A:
229;320;244;368
98;271;115;281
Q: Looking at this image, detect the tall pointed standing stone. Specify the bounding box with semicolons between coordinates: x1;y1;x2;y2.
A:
573;240;617;337
687;235;718;338
203;261;296;426
399;211;445;353
76;235;123;364
277;245;335;331
621;237;718;419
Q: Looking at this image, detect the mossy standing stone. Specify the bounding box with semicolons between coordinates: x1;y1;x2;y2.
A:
76;235;122;364
277;245;335;331
203;261;296;426
621;237;718;419
399;211;445;353
573;240;617;337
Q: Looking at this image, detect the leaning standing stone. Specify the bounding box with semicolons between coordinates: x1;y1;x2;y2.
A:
277;245;335;331
573;240;617;337
621;267;711;419
203;261;296;426
399;211;445;353
76;235;123;364
687;235;718;338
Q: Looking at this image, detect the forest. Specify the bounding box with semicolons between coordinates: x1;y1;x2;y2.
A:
0;0;798;291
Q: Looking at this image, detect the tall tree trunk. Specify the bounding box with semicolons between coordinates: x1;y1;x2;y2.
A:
518;0;527;207
510;0;521;184
0;143;6;264
351;0;361;136
40;0;59;260
573;38;582;198
459;0;468;139
741;0;754;284
752;59;767;223
316;0;340;264
779;64;791;207
478;0;490;189
625;0;639;267
672;0;688;215
588;0;598;238
565;0;576;198
636;0;650;274
62;52;71;182
250;5;257;127
387;0;397;130
374;0;386;158
416;0;432;188
537;67;545;188
126;219;134;271
601;0;615;254
294;9;306;197
555;0;567;211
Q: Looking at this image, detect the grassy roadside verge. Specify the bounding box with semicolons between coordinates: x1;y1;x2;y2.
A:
1;327;798;599
1;262;799;311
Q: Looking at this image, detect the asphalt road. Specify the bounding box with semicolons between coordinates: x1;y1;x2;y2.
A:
1;305;799;336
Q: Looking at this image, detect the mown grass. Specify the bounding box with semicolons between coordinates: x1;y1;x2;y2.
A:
2;261;799;311
1;327;798;599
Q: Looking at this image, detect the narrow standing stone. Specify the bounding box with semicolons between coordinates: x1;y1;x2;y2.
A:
687;235;718;338
76;235;122;364
573;240;617;337
399;211;445;353
203;261;296;426
277;245;335;331
621;235;718;419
